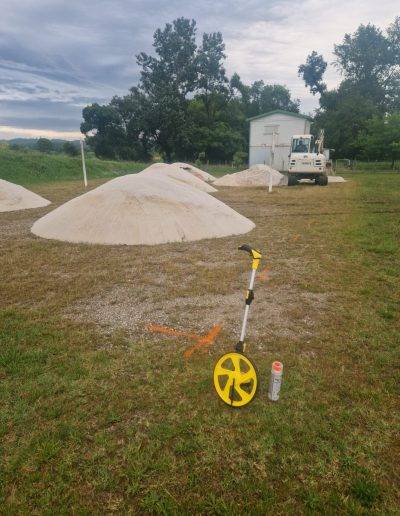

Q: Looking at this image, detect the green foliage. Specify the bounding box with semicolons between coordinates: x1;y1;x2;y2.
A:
36;138;53;153
9;142;23;151
62;142;79;157
357;113;400;167
316;82;379;157
233;151;248;167
334;18;400;111
298;51;327;95
301;17;400;158
81;17;300;163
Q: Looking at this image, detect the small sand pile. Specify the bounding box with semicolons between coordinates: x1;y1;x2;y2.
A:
0;179;50;213
298;176;347;184
140;163;217;193
31;174;254;246
174;162;216;183
328;176;346;183
214;164;284;187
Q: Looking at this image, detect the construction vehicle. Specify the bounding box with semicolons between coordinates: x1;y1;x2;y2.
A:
287;130;328;186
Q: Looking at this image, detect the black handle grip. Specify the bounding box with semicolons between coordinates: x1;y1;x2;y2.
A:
238;244;253;254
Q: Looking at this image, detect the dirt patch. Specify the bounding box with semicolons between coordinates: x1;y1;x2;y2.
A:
68;282;330;345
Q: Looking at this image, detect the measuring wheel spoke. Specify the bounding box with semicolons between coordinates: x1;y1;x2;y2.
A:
239;370;255;384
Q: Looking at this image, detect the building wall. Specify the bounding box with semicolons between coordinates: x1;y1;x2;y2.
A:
249;113;311;171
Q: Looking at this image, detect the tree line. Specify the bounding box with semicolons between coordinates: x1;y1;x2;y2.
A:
81;18;299;164
81;17;400;166
299;17;400;167
8;138;80;156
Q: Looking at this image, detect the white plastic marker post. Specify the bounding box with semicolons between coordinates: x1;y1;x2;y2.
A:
80;139;88;188
268;361;283;401
268;171;273;193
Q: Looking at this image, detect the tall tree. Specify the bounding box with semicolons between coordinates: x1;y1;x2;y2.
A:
298;51;327;95
334;18;400;110
315;82;378;157
136;18;198;161
196;32;228;123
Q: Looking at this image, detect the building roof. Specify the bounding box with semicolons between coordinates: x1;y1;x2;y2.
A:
247;109;313;122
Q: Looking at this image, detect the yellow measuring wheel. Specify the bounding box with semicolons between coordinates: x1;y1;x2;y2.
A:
213;244;262;408
213;352;258;407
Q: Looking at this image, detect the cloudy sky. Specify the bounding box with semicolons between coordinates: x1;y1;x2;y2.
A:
0;0;398;139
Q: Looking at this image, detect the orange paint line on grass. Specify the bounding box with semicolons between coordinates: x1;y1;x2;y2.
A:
146;323;222;359
183;324;222;359
146;324;199;341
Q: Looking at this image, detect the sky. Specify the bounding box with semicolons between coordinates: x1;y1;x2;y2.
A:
0;0;398;140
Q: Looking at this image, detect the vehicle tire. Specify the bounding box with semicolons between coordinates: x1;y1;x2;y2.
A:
316;174;328;186
288;174;298;186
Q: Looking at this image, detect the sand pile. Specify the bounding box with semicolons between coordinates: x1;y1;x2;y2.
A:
140;163;217;193
0;179;50;213
174;162;216;183
328;176;346;183
214;164;284;187
31;174;254;246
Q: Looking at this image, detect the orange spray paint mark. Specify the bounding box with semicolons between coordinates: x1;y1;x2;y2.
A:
146;323;222;359
292;234;301;242
258;266;270;282
183;324;222;359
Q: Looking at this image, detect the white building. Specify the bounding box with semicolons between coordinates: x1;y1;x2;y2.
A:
248;110;312;171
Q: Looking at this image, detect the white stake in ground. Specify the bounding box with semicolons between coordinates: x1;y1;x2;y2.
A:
80;140;88;188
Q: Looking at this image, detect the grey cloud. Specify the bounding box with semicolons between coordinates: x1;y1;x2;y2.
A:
0;0;398;136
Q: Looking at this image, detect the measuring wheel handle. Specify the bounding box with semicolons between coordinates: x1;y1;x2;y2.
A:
235;244;262;353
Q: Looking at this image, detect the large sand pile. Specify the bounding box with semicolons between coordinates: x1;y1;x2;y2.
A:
174;162;216;183
214;164;284;187
31;174;254;246
0;179;50;213
140;163;217;193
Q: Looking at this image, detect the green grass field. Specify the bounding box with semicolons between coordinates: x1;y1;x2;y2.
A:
0;152;399;512
0;147;236;184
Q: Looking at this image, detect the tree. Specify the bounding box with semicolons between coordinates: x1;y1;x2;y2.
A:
136;18;198;161
81;17;305;162
62;142;79;157
196;32;228;123
230;75;299;117
304;17;400;157
315;81;378;157
36;138;53;153
298;51;327;95
334;18;400;111
357;113;400;168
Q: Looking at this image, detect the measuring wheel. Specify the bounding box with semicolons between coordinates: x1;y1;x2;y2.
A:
213;352;258;407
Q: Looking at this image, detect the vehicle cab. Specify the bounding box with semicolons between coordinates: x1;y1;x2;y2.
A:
288;134;326;174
